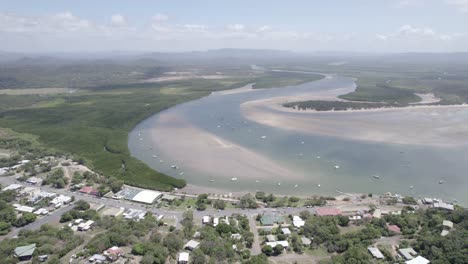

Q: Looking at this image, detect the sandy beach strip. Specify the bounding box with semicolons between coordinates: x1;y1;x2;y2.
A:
150;112;306;181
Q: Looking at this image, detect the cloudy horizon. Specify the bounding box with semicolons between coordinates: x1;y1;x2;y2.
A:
1;0;468;53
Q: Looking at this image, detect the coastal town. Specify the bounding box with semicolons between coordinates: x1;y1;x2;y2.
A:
0;149;464;263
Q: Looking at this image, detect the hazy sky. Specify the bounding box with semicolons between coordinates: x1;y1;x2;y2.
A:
1;0;468;53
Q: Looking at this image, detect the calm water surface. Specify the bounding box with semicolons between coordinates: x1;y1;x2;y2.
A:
129;75;468;205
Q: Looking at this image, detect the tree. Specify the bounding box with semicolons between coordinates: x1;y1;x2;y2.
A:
213;199;226;210
191;248;205;264
0;221;11;235
74;200;90;210
273;244;284;255
261;245;273;256
336;215;350;227
60;212;73;223
132;243;145;255
240;194;257;209
163;232;183;255
23;212;36;224
197;203;207;211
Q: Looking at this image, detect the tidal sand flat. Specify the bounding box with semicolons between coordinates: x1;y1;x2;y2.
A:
241;98;468;146
150;112;305;181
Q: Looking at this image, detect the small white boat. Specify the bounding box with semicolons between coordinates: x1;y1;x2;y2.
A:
410;185;414;189
298;153;303;157
171;165;177;169
159;160;164;163
334;165;340;169
438;180;444;184
152;155;157;158
139;138;143;141
255;180;260;183
260;136;267;139
210;179;214;182
317;184;321;187
294;184;298;188
277;182;281;186
301;141;305;144
373;175;380;179
179;172;184;176
317;156;321;159
231;178;238;181
217;125;221;128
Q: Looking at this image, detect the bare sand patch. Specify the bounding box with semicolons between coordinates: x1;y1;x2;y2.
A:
213;83;255;95
141;74;225;83
0;88;70;95
241;97;468;146
410;93;441;104
150;112;305;181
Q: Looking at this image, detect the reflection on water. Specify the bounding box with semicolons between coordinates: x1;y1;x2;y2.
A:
129;75;468;205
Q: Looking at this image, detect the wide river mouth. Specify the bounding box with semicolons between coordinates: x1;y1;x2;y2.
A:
129;74;468;205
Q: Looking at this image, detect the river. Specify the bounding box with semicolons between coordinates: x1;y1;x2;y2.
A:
129;74;468;205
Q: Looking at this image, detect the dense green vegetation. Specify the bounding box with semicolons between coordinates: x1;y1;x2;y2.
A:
0;79;252;190
253;71;323;89
339;83;420;104
0;225;83;263
302;207;467;264
284;100;403;111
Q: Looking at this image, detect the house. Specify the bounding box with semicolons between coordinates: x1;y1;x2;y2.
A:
260;215;285;226
14;204;35;213
266;234;276;242
33;208;49;215
231;233;242;240
123;209;146;221
88;254;107;263
26;177;42;185
399;248;418;260
193;231;201;238
184;240;200;251
14;244;36;261
433;202;454;211
266;241;289;248
387;224;401;234
315;207;342;216
50;195;72;207
79;186;99;196
213;217;219;227
78;220;94;231
442;220;453;228
372;209;382;219
406;256;430;264
281;228;291;235
301;237;312;246
441;230;450;236
292;215;305;228
423;198;434;204
2;184;23;192
202;215;210;224
104;246;124;261
368;247;385;259
178;252;189;264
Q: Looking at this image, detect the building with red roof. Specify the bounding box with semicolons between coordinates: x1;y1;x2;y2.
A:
79;186;99;196
386;224;401;234
315;207;342;216
104;246;124;261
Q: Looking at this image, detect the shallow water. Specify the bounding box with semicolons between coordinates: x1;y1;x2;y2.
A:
129;75;468;205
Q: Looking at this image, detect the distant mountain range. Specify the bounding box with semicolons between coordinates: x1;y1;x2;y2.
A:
1;49;468;65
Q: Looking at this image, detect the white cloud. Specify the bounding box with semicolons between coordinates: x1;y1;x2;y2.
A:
226;24;245;32
257;25;271;32
448;0;468;12
111;14;127;27
377;24;455;41
395;0;428;8
152;13;169;23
